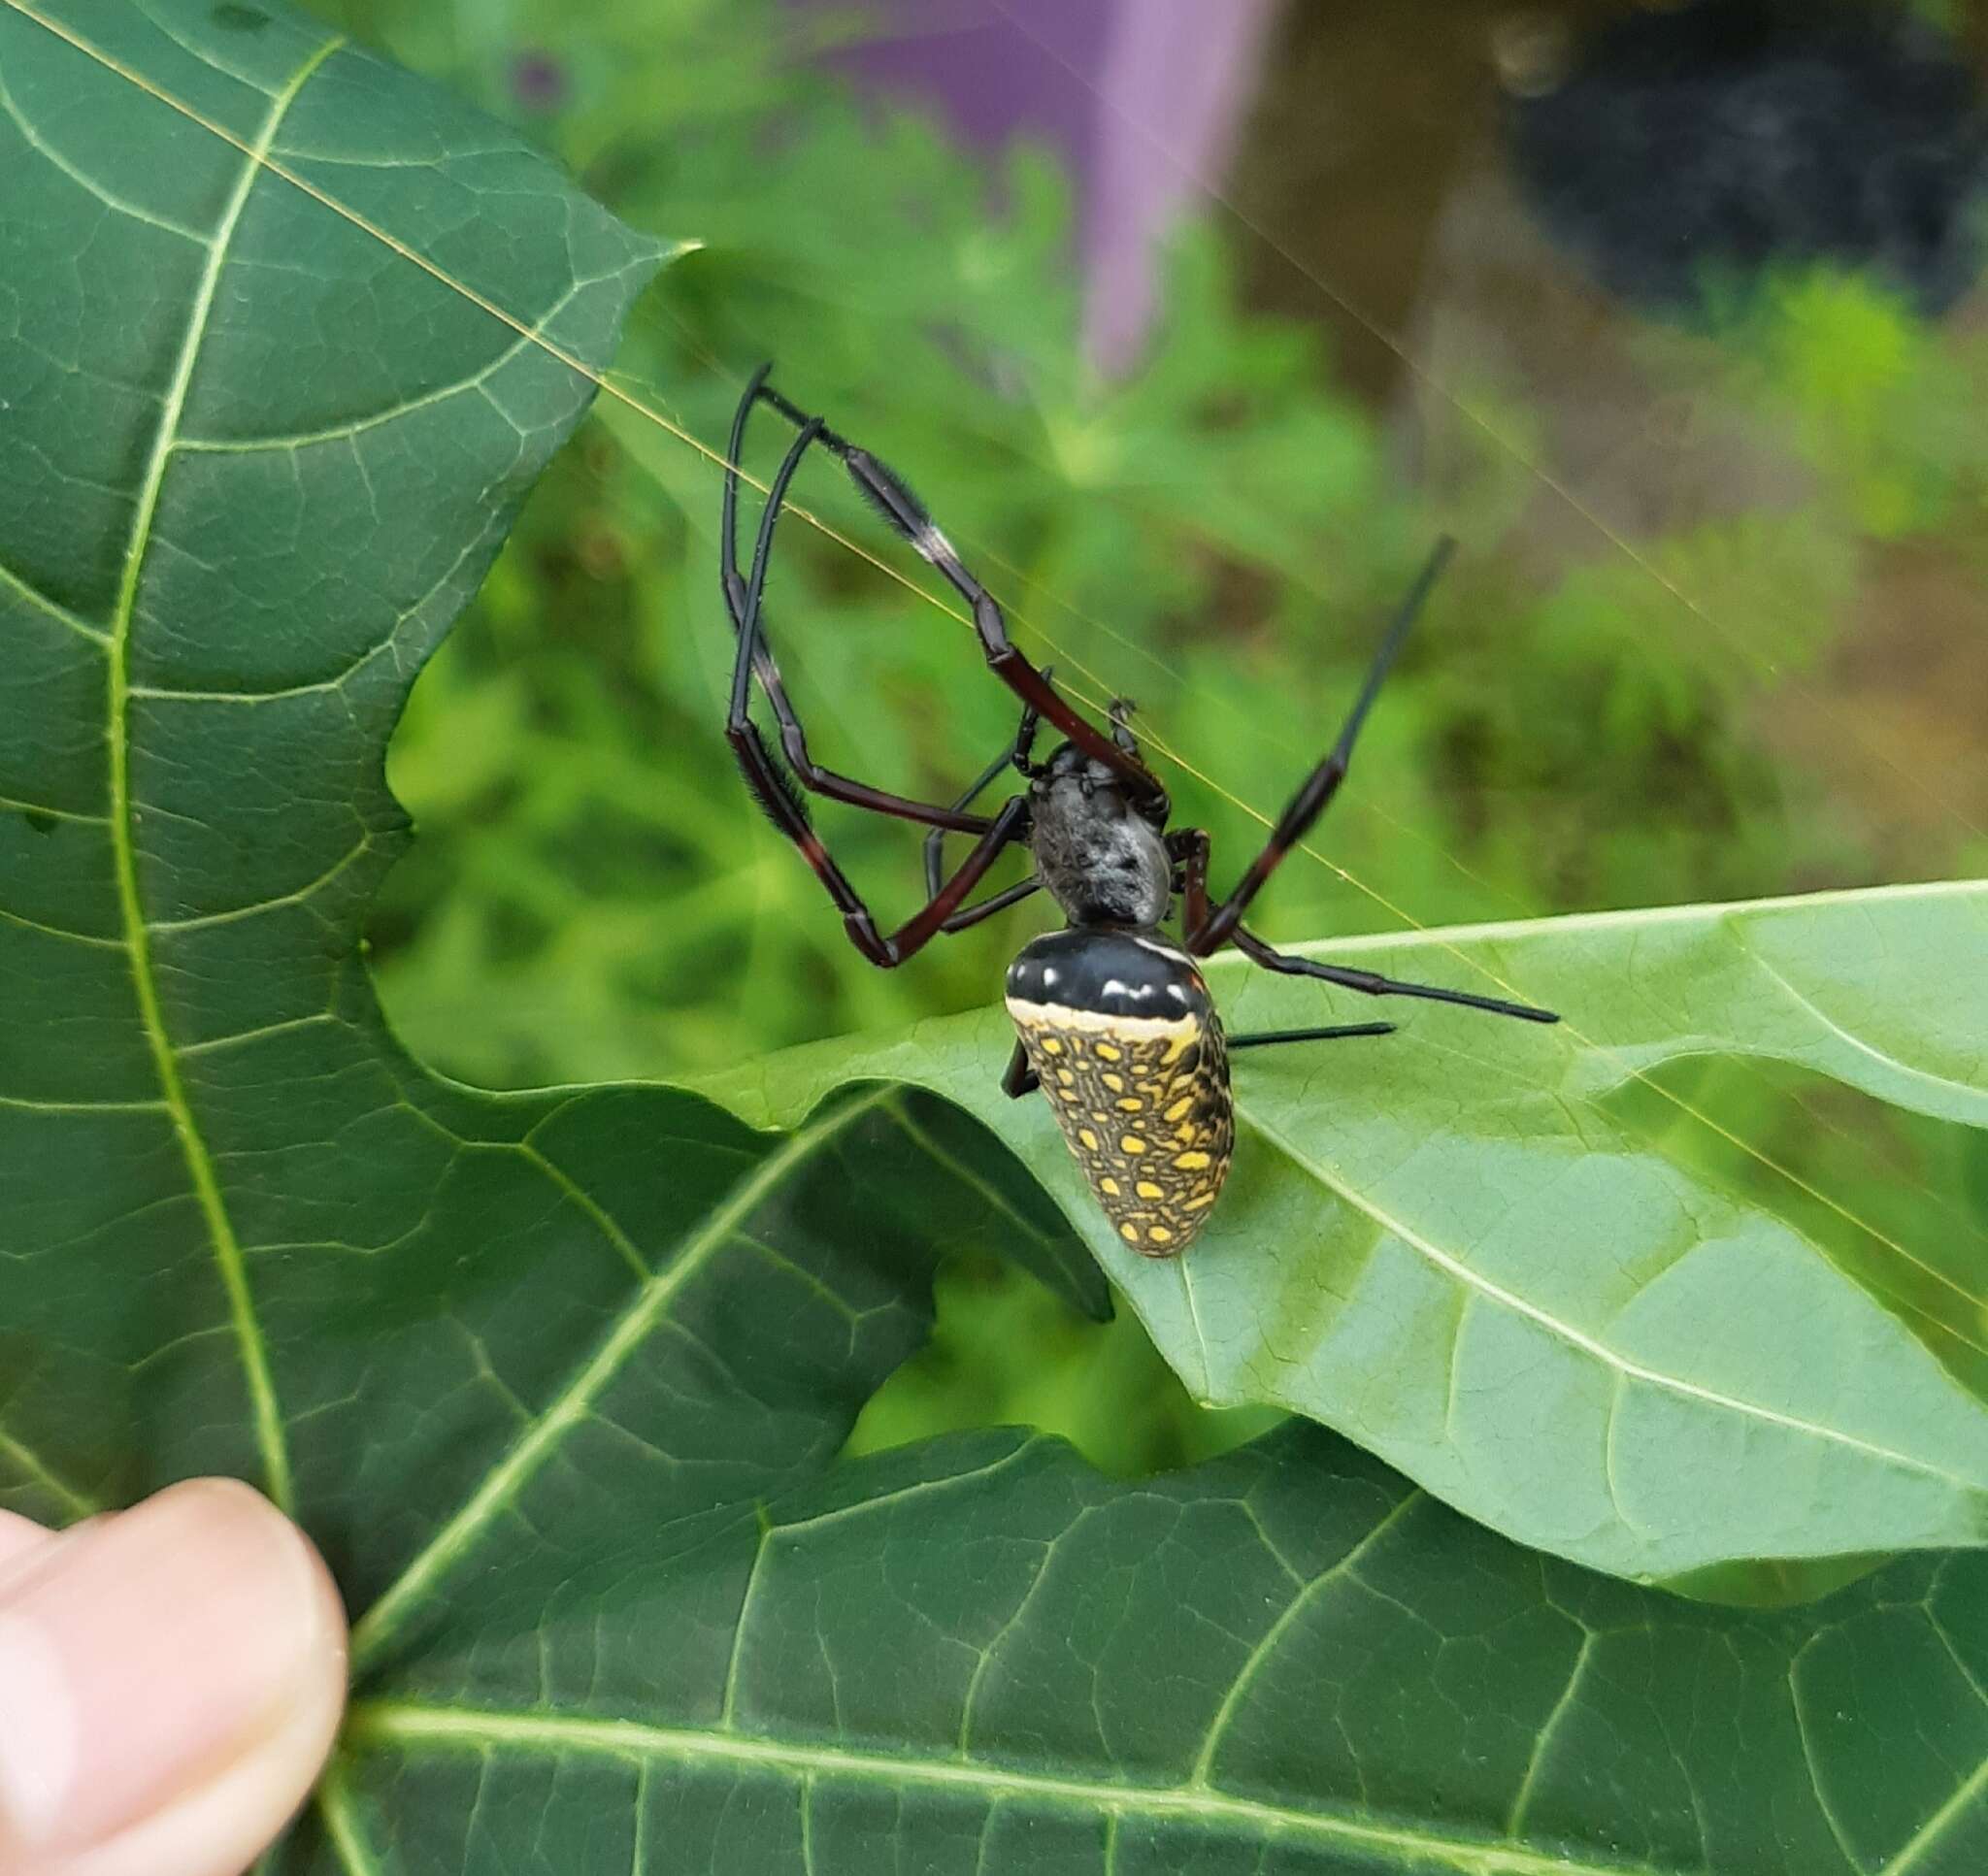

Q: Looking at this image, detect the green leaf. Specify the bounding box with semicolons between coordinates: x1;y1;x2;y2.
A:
703;883;1988;1593
4;8;1987;1874
0;0;669;1509
328;1425;1988;1876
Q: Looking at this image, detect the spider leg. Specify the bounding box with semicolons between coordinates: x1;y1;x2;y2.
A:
1186;538;1455;955
1231;925;1560;1024
1002;1039;1040;1099
1167;826;1212;936
940;875;1043;934
1108;695;1142;756
733;727;1029;968
748;374;1170;818
722;368;994;834
1230;1024;1395;1048
724;414;1032;965
923;679;1048;898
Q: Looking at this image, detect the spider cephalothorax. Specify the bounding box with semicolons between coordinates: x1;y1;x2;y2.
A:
717;366;1558;1253
1027;745;1172;930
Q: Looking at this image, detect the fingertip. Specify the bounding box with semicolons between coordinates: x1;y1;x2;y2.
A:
0;1478;348;1876
0;1508;55;1574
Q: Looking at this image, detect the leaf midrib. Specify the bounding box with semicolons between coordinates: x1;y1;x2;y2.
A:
101;32;343;1516
346;1698;1687;1876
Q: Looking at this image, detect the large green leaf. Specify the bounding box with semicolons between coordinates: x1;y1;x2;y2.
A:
4;5;1988;1872
706;884;1988;1592
0;0;663;1509
328;1424;1988;1876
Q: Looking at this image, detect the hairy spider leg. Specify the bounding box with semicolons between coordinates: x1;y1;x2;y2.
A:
923;742;1026;897
723;414;1031;967
1170;825;1215;936
1175;825;1553;1023
1187;536;1457;955
720;367;994;834
748;371;1172;820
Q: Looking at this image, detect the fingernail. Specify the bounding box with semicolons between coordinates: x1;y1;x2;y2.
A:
0;1478;328;1853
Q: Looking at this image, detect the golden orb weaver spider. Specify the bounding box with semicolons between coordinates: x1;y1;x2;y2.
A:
720;366;1559;1254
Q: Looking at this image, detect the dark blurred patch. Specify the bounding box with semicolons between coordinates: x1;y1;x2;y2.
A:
510;49;567;114
1505;1;1988;315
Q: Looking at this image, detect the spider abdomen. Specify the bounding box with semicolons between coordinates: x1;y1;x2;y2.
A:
1005;930;1234;1256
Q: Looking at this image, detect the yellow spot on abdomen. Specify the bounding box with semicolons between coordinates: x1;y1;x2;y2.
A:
1119;1223;1140;1242
1099;1176;1121;1197
1101;1071;1125;1093
1115;1098;1144;1113
1039;1037;1063;1054
1163;1096;1194;1122
1136;1180;1164;1200
1077;1128;1100;1151
1120;1135;1146;1155
1174;1151;1210;1170
1146;1225;1174;1246
1095;1042;1122;1061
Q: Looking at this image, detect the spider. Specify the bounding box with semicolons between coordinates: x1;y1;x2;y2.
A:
719;367;1559;1255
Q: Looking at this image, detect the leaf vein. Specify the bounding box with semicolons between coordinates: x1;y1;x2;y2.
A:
1745;948;1988;1119
1505;1628;1595;1838
348;1087;894;1670
0;59;209;241
1238;1107;1983;1494
1188;1487;1420;1788
0;1424;97;1520
99;30;344;1514
350;1699;1689;1876
172;278;586;453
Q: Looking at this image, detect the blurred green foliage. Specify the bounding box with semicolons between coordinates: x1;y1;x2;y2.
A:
311;0;1986;1474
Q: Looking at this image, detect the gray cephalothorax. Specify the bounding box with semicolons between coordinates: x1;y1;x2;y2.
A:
1026;746;1172;930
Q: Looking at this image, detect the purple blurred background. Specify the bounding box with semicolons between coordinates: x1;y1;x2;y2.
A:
804;0;1279;372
